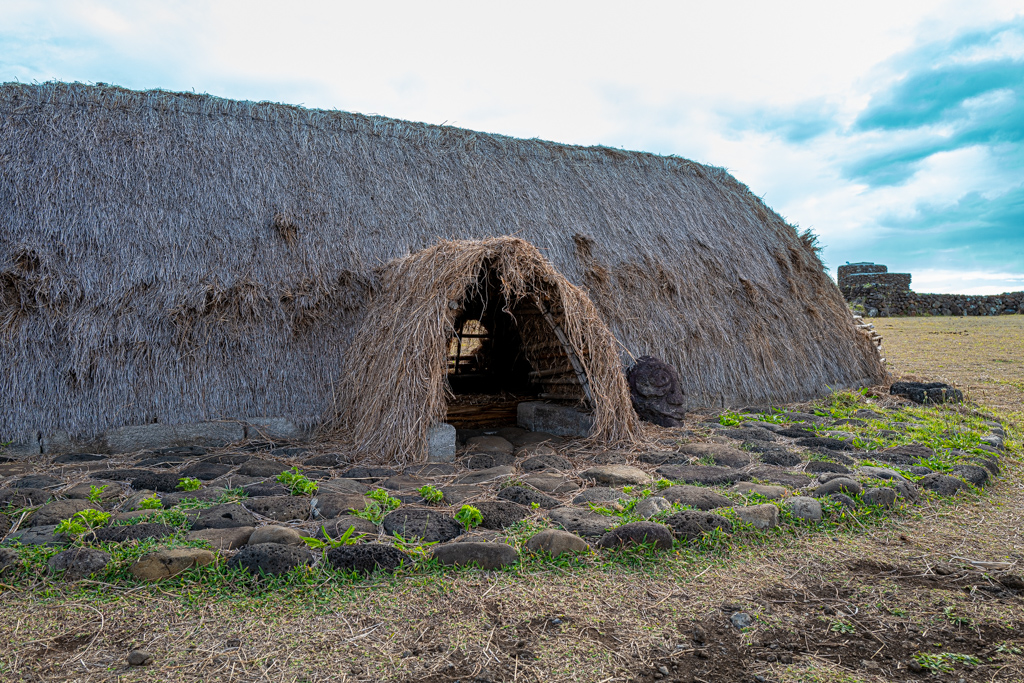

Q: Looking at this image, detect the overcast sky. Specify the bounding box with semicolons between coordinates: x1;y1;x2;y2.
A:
2;1;1022;294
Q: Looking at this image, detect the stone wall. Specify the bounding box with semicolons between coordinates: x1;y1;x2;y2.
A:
838;262;1023;317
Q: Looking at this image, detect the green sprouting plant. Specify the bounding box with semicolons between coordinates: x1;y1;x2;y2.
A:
391;532;435;562
622;486;634;495
454;505;483;532
55;508;112;537
276;467;318;496
177;477;202;492
301;524;365;549
942;606;972;627
353;489;402;524
416;485;444;505
86;484;108;504
830;619;856;635
718;410;743;426
912;652;981;673
530;502;540;510
136;494;163;510
654;478;673;491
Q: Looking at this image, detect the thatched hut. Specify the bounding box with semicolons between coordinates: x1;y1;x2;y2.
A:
0;82;885;459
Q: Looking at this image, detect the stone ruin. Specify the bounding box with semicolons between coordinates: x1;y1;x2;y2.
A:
838;263;1023;317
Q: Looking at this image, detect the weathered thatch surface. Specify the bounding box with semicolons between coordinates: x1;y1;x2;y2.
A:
325;237;641;463
0;81;886;447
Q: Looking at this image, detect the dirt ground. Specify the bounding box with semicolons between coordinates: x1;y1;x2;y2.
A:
1;316;1022;683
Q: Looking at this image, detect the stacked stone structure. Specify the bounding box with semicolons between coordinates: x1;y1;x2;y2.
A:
838;263;1022;317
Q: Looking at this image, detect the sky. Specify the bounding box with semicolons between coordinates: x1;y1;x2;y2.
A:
1;0;1022;294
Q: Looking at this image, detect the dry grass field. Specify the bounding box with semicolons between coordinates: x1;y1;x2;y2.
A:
1;316;1021;683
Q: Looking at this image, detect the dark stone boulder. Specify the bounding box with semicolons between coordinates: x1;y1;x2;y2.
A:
236;459;291;478
315;515;378;539
431;542;519;569
464;452;516;470
595;521;674;550
793;437;855;451
813;478;862;497
660;485;731;511
130;471;186;493
805;461;850;474
189;503;258;530
382;508;462;543
340;466;397;480
546;508;616;538
11;475;63;489
663;510;733;541
474;501;530;530
52;453;107;464
244;496;310;522
655;465;749;486
519;454;573;472
873;443;934;466
952;464;989;486
179;462;233;481
227;543;312;576
890;381;963;404
919;473;972;496
30;499;99;527
755;447;802;467
47;547;111;580
626;356;686;427
327;543;408;575
497;485;561;509
0;487;52;507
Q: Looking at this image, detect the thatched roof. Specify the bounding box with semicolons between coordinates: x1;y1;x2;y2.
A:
0;81;886;448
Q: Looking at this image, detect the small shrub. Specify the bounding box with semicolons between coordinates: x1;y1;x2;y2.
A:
176;477;202;492
353;489;401;524
454;505;483;532
55;509;112;537
276;467;318;496
654;478;673;491
136;494;163;510
86;484;108;504
416;485;444;505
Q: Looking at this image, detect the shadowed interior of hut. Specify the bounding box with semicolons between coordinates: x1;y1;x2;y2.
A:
445;267;587;428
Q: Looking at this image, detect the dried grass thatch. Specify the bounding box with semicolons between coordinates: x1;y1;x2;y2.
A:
324;237;641;463
0;82;886;447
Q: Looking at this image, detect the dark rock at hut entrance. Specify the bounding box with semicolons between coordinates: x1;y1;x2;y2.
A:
228;543;312;576
890;381;964;404
465;452;516;470
327;543;408;575
497;485;561;509
383;508;462;543
519;454;572;472
626;356;687;427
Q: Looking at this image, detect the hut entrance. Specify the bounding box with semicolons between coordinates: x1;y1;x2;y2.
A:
445;266;592;427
